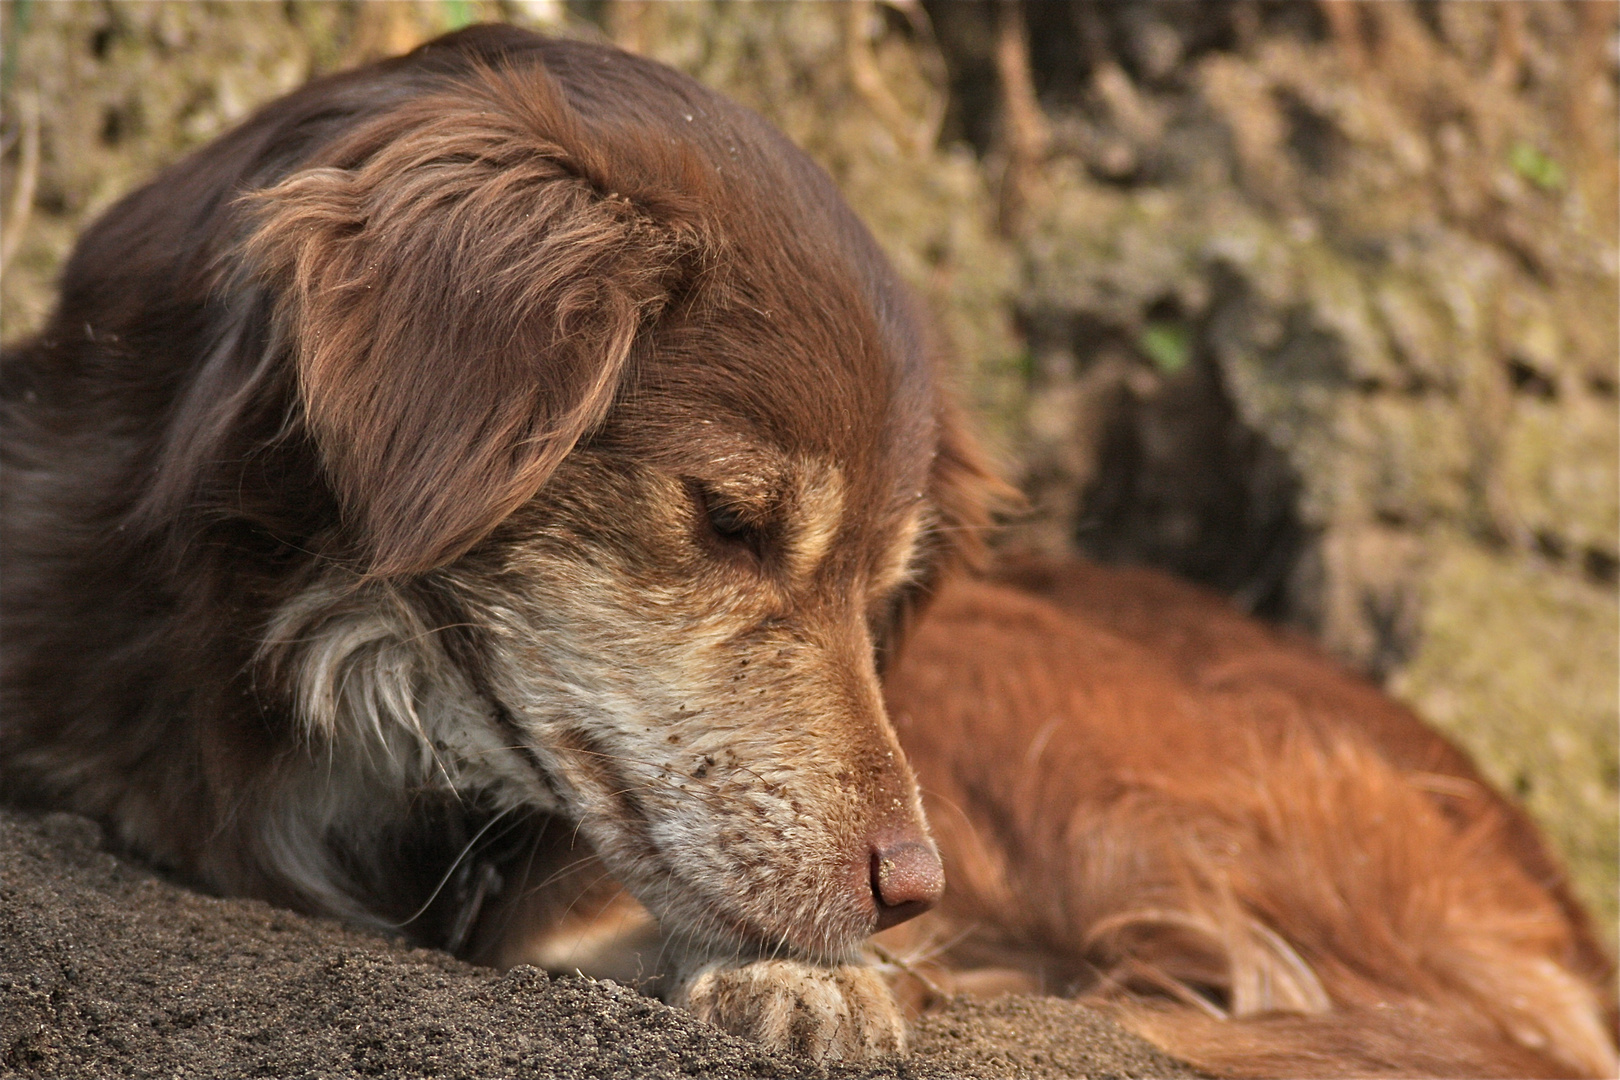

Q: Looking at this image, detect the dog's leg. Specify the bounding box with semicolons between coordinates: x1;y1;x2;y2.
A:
477;852;907;1061
466;837;663;979
507;926;910;1060
670;958;906;1061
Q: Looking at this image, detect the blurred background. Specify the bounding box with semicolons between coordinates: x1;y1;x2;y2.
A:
2;0;1615;937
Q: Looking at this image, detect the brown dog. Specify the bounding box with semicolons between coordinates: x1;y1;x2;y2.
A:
876;556;1617;1078
0;26;998;1061
3;24;1612;1076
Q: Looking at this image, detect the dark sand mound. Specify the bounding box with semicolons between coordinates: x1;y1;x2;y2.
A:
1;810;1195;1079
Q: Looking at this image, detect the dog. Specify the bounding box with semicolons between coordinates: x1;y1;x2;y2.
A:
874;555;1618;1078
0;25;1000;1061
4;24;1614;1076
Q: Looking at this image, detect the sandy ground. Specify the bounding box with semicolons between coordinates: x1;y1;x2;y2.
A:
1;809;1197;1079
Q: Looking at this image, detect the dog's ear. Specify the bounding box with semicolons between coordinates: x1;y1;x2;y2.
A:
241;65;707;577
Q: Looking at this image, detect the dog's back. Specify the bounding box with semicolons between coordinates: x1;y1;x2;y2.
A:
882;557;1616;1078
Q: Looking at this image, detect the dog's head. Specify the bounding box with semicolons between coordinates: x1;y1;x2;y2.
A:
116;28;1000;961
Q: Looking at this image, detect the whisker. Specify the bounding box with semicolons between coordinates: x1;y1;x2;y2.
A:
380;804;517;930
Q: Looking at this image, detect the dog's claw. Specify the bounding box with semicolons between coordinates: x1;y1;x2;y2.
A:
674;959;906;1062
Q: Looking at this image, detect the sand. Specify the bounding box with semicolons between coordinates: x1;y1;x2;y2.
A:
1;809;1197;1079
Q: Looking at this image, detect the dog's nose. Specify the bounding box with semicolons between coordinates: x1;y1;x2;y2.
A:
869;838;944;930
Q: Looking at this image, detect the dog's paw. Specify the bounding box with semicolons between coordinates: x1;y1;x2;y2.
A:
673;959;906;1062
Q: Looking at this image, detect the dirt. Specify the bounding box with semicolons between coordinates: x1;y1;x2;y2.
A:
0;809;1198;1080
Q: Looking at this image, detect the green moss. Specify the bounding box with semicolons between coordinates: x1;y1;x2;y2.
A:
1337;396;1474;524
1139;321;1190;375
1500;397;1620;555
1509;140;1567;193
1393;542;1619;941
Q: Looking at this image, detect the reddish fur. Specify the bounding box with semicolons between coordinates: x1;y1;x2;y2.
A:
880;555;1617;1078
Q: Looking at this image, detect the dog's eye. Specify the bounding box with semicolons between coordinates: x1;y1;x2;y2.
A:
686;480;768;560
707;499;753;543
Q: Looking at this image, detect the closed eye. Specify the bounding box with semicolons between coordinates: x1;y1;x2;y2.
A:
686;479;770;561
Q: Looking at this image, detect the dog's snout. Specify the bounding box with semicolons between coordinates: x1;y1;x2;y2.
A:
869;838;944;931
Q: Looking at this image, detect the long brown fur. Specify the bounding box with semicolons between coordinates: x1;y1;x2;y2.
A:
878;555;1617;1078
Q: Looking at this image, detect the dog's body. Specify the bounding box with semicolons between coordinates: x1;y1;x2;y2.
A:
879;557;1617;1078
2;25;1613;1076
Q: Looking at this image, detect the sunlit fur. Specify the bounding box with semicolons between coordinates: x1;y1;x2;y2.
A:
877;558;1618;1079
